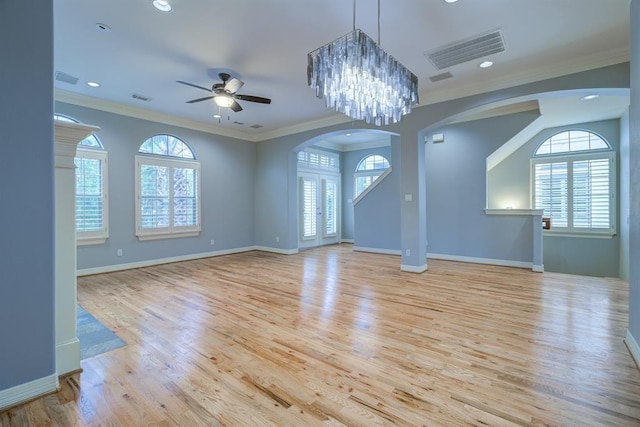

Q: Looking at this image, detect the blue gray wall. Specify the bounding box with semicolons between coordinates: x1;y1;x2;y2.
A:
352;138;401;251
56;103;256;270
341;145;392;241
629;0;640;346
619;109;630;281
254;63;630;272
0;1;56;390
488;119;621;277
425;112;540;262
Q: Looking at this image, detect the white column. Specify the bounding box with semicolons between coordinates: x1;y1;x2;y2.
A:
54;120;99;376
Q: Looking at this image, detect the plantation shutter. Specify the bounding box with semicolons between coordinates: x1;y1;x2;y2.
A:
300;177;317;239
323;179;337;236
534;162;568;228
75;156;104;232
573;158;610;229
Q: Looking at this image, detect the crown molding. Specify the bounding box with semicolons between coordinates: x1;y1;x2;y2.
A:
315;138;390;152
419;47;630;107
256;114;352;142
55;89;255;142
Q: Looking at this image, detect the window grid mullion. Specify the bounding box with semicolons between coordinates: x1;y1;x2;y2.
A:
567;159;574;231
168;165;174;232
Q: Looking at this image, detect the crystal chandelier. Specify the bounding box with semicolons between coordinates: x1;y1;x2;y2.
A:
307;0;418;126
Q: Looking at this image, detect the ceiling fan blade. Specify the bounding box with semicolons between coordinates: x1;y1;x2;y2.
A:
230;100;243;112
235;94;271;104
177;80;212;92
186;96;215;103
224;78;244;94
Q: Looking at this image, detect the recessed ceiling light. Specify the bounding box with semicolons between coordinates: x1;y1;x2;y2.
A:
152;0;172;12
582;94;600;101
445;0;459;3
345;133;352;137
479;61;494;68
96;23;111;32
87;81;101;88
213;114;221;119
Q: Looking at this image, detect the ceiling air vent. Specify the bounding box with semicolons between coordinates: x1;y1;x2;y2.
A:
54;71;79;85
425;30;505;70
131;93;151;102
429;72;453;83
250;124;264;129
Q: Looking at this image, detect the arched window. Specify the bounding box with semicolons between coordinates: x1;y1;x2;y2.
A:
138;134;195;159
354;155;390;197
135;134;200;239
55;114;109;244
532;130;615;235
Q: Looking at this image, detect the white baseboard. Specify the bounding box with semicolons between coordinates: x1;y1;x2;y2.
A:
625;329;640;368
353;246;402;256
0;374;59;411
253;246;299;255
427;252;534;270
56;338;81;376
532;264;545;273
341;239;354;244
401;263;428;273
78;246;257;276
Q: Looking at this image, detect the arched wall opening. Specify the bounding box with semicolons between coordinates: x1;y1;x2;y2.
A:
290;129;400;250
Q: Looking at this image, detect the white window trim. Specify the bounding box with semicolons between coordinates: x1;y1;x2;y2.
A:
135;155;201;240
76;147;109;245
531;150;616;238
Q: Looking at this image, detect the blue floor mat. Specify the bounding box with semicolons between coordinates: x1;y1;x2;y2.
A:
77;305;126;359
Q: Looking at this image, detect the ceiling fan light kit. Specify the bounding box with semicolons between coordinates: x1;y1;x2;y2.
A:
214;96;234;108
307;0;418;126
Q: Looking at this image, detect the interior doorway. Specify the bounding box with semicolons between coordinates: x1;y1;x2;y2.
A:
298;171;340;249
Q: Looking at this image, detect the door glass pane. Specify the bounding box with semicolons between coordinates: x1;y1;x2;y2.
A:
302;178;317;238
324;180;337;236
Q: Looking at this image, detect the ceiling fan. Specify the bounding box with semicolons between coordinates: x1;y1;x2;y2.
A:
177;73;271;113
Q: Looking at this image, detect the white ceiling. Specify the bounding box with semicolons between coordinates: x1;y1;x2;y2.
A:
54;0;631;141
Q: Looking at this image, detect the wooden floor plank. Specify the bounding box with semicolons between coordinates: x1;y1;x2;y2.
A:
2;245;640;425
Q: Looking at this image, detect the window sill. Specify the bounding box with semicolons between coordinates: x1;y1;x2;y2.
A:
137;231;200;241
543;231;616;239
77;236;108;246
484;209;543;216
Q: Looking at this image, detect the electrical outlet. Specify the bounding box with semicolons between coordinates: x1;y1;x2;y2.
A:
405;249;410;256
276;236;280;243
117;248;123;257
210;239;215;246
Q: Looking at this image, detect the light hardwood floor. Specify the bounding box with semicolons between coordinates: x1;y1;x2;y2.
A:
2;245;640;426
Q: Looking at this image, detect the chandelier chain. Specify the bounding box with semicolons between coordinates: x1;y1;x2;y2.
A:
378;0;380;45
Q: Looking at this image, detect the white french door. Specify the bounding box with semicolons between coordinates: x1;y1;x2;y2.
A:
298;172;340;248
